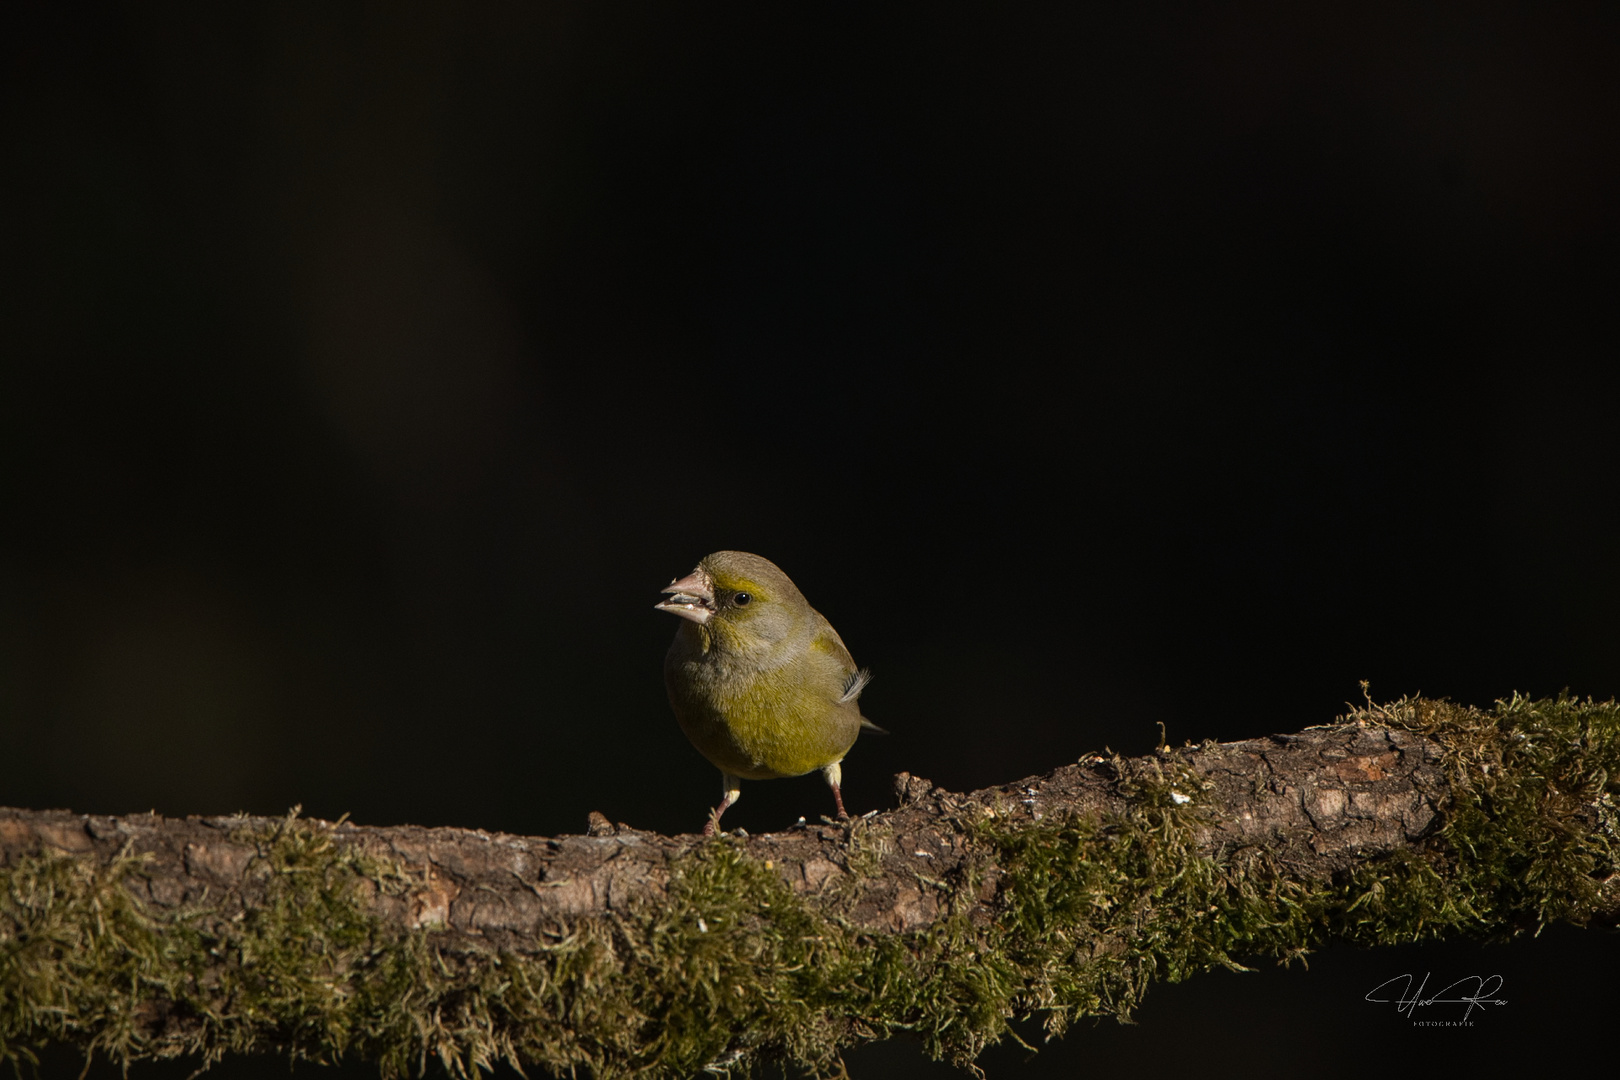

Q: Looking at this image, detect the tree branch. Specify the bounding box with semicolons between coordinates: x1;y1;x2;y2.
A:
2;694;1617;1077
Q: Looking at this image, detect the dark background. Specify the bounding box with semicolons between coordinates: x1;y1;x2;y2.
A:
3;2;1617;1076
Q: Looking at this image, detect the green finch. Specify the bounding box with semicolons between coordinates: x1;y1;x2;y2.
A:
656;550;882;835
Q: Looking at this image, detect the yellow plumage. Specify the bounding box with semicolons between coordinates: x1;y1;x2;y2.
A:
656;551;878;834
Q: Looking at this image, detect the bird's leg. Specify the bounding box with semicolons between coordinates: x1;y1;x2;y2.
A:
704;773;742;837
821;762;850;821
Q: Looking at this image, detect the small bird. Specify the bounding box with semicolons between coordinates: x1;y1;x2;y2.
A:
655;550;881;836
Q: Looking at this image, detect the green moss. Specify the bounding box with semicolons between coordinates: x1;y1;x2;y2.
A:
1374;692;1620;934
978;692;1620;1044
2;695;1618;1077
0;812;437;1075
0;848;173;1070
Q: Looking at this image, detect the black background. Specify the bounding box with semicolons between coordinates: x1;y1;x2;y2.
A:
3;3;1617;1076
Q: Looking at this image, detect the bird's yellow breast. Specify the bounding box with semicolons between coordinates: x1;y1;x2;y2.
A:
665;625;861;780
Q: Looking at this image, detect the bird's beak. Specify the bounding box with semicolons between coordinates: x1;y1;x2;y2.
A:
655;567;715;624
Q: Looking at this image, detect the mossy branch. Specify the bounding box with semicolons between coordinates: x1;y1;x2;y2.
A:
3;694;1618;1077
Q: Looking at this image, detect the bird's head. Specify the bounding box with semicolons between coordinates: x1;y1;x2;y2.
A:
655;550;808;651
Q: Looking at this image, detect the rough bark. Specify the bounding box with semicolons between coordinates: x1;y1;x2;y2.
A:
0;723;1458;942
1;694;1616;1077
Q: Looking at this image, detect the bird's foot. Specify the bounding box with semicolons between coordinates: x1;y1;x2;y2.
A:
705;780;740;838
831;782;850;821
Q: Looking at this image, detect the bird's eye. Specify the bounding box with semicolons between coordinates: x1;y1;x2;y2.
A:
733;592;752;607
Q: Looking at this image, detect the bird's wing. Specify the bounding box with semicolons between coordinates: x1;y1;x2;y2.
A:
809;616;886;732
839;667;872;704
809;614;858;668
808;612;869;702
